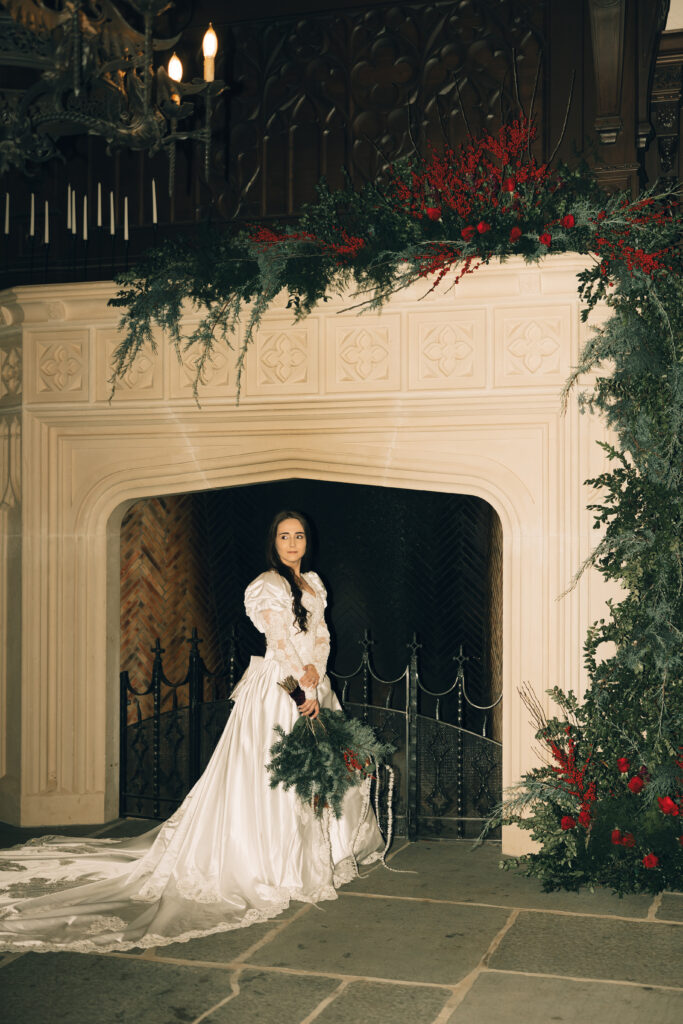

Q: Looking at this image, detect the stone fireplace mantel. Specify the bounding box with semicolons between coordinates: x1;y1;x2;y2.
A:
0;256;616;853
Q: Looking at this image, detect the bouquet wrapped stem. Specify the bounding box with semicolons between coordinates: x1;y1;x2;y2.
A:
267;678;394;818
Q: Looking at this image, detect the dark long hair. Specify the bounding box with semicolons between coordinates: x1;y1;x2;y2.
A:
265;510;313;632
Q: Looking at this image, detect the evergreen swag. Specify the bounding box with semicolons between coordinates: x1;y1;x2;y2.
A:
267;707;394;819
111;116;683;893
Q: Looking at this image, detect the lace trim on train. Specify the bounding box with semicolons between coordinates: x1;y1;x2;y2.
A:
0;875;346;956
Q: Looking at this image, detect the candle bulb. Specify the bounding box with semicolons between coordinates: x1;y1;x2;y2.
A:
83;195;88;241
152;178;157;225
29;193;35;236
67;185;71;231
168;53;183;83
4;193;9;235
109;191;115;236
124;196;128;242
202;24;218;83
97;182;102;227
44;200;49;245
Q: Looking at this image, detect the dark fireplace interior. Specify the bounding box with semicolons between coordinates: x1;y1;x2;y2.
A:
120;478;502;740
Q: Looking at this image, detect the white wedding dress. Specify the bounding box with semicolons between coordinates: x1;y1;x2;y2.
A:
0;571;385;953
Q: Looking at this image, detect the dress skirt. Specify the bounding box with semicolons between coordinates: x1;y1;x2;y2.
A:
0;656;384;954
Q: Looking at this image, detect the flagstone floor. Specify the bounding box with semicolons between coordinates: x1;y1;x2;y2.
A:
1;819;682;1024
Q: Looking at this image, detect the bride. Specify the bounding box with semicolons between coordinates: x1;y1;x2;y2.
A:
0;510;385;953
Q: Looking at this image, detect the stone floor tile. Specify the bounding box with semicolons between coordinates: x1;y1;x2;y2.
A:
349;841;654;918
658;894;683;922
488;911;683;985
314;979;453;1024
247;893;510;985
448;971;683;1024
2;951;236;1024
155;904;303;963
200;968;337;1023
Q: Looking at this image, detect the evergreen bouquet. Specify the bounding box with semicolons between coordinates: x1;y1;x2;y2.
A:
267;677;394;818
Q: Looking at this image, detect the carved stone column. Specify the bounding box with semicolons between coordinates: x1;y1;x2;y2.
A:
0;306;22;823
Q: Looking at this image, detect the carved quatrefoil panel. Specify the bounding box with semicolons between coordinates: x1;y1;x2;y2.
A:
25;331;90;403
247;323;319;396
169;342;235;400
408;310;487;390
95;329;163;402
326;318;400;392
495;307;571;387
0;345;22;402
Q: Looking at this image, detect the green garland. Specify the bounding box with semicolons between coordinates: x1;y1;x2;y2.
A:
111;117;683;892
267;708;394;818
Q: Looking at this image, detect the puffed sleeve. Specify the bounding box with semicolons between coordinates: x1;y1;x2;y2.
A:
308;573;331;680
244;572;305;679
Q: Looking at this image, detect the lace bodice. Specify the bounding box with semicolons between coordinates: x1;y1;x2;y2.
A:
244;570;331;686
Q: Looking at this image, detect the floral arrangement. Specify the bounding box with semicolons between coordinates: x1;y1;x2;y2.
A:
489;687;683;894
267;694;394;819
111;115;682;893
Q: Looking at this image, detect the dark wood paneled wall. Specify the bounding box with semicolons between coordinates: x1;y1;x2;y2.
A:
0;0;678;288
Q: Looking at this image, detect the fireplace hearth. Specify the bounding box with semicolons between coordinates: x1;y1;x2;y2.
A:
0;255;617;854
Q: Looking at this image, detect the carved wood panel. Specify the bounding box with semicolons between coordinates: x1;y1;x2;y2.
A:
220;0;545;220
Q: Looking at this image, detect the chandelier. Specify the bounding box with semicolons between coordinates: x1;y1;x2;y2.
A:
0;1;225;182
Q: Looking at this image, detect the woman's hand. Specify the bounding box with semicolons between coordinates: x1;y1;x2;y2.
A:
299;697;320;719
299;664;319;688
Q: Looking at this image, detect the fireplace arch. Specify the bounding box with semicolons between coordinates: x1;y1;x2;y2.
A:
0;257;617;854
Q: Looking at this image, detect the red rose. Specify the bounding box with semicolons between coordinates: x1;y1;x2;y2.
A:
539;232;552;248
477;221;490;234
560;815;576;831
502;177;516;193
578;809;591;828
597;210;606;221
621;832;635;848
642;853;659;869
611;829;622;845
628;776;645;794
425;207;441;221
561;214;575;229
509;226;522;243
461;225;476;242
657;796;679;816
617;758;630;773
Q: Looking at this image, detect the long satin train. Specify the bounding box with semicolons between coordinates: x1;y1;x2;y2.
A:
0;657;384;954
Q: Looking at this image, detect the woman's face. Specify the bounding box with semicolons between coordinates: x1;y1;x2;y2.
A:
275;518;307;571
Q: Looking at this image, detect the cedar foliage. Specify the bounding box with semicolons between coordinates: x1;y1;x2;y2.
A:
267;709;394;818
